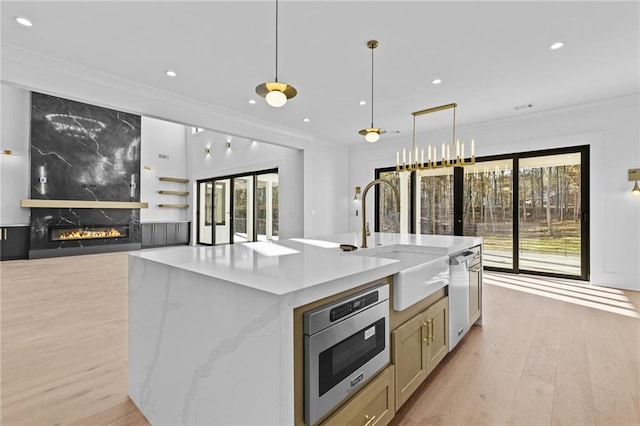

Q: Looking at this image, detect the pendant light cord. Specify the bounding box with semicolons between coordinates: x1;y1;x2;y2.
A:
370;44;375;128
275;0;279;82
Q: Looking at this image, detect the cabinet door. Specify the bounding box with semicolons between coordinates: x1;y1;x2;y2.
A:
425;296;449;375
0;226;29;260
141;224;155;248
469;265;482;326
176;222;190;244
321;365;395;426
165;223;178;245
154;223;166;246
392;312;429;410
166;222;189;246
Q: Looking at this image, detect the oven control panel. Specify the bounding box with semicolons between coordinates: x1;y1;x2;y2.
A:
303;283;390;336
329;292;379;322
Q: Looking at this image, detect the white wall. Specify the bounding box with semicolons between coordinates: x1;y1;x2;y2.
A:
187;129;304;239
0;84;31;225
140;116;188;222
348;94;640;290
2;51;350;239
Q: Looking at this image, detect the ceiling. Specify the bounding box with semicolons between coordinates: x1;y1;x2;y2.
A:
2;1;639;145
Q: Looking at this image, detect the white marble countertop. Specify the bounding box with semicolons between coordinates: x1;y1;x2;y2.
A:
128;232;483;425
130;233;481;296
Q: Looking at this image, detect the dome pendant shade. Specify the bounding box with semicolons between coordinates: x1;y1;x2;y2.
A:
255;81;297;107
255;0;297;107
359;127;386;143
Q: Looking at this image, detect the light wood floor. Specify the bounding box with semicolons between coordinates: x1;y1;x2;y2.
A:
2;253;639;425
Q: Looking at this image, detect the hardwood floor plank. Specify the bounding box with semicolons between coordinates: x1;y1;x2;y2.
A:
2;257;638;426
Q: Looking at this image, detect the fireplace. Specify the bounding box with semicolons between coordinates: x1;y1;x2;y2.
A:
49;225;129;242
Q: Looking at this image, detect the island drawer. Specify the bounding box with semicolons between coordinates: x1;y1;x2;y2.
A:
320;364;395;426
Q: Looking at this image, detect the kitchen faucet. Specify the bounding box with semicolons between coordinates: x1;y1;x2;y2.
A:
361;179;401;248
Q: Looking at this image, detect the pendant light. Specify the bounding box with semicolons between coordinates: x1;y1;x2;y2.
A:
358;40;385;143
255;0;297;107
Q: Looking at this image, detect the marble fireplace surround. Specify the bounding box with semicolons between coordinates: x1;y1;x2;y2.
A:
28;92;144;259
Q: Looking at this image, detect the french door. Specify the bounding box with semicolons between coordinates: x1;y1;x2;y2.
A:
376;145;589;280
197;169;278;245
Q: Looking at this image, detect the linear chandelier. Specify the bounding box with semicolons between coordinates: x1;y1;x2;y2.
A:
396;103;475;172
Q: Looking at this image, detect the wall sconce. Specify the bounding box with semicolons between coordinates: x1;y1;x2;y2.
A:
1;149;19;156
226;141;231;149
353;186;361;201
630;168;640;197
205;147;211;156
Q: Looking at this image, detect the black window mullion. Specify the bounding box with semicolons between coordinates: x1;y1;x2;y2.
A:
453;167;464;236
580;146;590;280
513;155;520;274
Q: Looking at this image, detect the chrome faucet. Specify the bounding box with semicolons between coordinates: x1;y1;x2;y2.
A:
361;179;401;248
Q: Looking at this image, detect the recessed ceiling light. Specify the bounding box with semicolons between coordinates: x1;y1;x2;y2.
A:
14;16;33;27
550;41;564;50
303;118;310;122
514;103;534;111
165;70;177;77
359;100;367;106
432;78;442;85
249;99;257;104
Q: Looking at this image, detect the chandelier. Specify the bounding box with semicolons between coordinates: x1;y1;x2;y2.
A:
396;103;475;172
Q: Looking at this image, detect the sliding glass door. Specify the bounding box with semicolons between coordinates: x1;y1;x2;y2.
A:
518;152;583;277
256;172;279;241
375;145;589;280
463;159;514;269
416;167;455;235
233;175;254;243
197;169;278;245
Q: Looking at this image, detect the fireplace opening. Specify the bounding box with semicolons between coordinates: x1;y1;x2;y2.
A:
49;225;129;242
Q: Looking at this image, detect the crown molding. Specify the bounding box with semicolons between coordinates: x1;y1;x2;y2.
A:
1;43;343;150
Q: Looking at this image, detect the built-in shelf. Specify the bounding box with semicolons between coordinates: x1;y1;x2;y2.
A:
159;177;189;183
158;190;189;196
158;204;189;208
21;199;149;209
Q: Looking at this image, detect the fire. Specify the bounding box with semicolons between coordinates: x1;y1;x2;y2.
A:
58;228;122;240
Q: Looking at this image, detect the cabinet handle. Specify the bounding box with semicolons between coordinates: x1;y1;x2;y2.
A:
470;266;482;273
428;319;434;343
422;322;428;342
3;229;6;240
364;414;376;426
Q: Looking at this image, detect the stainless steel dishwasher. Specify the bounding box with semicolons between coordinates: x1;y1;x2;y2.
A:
448;249;479;350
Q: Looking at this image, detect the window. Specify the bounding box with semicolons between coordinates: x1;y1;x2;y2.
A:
375;145;589;280
197;169;278;245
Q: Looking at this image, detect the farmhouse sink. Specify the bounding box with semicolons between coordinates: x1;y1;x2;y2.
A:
359;248;449;311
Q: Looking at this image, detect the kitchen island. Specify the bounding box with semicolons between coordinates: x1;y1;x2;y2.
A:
128;233;481;425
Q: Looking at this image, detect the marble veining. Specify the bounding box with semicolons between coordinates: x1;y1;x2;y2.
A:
29;93;142;252
128;233;482;425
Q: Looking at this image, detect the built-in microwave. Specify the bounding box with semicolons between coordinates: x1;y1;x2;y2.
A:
304;283;390;425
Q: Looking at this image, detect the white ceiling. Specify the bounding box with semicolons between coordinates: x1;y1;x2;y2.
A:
2;1;639;145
